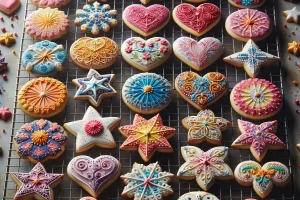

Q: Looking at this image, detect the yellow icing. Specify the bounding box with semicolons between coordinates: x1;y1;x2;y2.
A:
0;33;16;46
31;130;50;145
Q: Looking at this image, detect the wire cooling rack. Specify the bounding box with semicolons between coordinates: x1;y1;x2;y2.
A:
2;0;296;199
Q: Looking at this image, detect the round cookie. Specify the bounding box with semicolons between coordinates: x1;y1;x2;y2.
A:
178;191;219;200
228;0;266;8
0;0;21;15
18;77;68;118
225;9;272;42
14;119;68;163
25;8;69;40
230;78;282;119
121;37;172;72
80;198;97;200
74;2;117;35
22;40;67;77
67;155;121;198
31;0;70;8
122;73;172;114
70;37;118;70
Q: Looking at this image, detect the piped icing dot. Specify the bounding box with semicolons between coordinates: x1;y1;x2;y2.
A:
254;92;261;98
245;18;254;25
143;85;152;93
31;130;50;145
84;120;104;136
33;178;40;184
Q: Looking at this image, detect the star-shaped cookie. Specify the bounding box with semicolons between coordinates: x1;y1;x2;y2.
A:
0;33;16;46
223;40;280;78
10;162;64;200
72;69;117;107
288;41;300;56
64;106;120;153
119;114;176;162
283;7;300;23
232;120;285;162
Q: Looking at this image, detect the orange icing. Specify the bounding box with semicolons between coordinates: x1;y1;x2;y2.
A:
31;130;50;145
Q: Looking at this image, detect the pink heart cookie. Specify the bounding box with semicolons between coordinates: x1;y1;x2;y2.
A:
123;4;170;37
173;37;223;71
173;3;221;37
0;0;20;15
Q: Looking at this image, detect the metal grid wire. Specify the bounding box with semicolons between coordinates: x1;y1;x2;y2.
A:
2;0;295;199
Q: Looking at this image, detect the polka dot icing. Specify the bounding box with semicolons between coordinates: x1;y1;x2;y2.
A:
31;0;70;8
231;78;282;119
74;1;118;35
22;40;67;76
14;119;67;163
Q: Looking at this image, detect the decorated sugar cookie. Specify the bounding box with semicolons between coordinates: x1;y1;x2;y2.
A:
234;161;290;198
123;4;170;37
173;37;223;71
223;39;280;78
72;69;117;107
232;120;285;162
177;146;233;191
70;37;118;70
68;155;121;198
225;9;272;42
228;0;266;8
14;119;68;163
18;77;68;118
74;2;117;35
0;0;20;15
31;0;70;8
121;37;172;72
0;33;16;46
173;3;221;37
182;109;231;145
25;8;69;40
119;114;176;162
10;162;64;200
230;78;282;119
122;73;171;114
178;191;219;200
22;40;67;76
80;197;97;200
175;71;228;110
288;41;300;56
283;7;300;24
121;162;174;200
64;106;120;153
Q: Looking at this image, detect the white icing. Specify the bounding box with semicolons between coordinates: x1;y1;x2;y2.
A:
284;7;300;23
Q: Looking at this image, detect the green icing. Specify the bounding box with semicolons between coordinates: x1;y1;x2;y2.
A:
241;165;257;173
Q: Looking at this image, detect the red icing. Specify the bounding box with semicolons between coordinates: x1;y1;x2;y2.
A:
123;4;169;33
33;147;45;156
0;106;11;121
84;120;104;136
174;3;221;33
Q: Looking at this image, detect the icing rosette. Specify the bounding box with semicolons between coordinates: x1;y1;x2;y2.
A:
14;119;68;163
31;0;71;8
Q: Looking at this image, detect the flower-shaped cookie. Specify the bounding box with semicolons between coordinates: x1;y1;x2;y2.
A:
182;109;231;145
177;146;233;191
234;161;290;198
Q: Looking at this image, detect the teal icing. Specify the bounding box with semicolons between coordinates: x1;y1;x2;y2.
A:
241;165;258;173
233;0;262;6
266;165;286;174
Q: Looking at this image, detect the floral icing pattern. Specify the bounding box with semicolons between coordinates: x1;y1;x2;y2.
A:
10;162;64;200
177;146;233;191
31;0;70;8
231;78;282;119
234;161;290;198
175;71;228;110
232;120;285;162
74;1;117;35
121;162;174;200
14;119;68;163
22;40;67;76
178;191;219;200
182;109;231;145
119;114;176;162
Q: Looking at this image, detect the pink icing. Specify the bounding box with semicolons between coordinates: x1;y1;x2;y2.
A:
84;120;104;136
123;4;169;33
0;0;18;10
32;0;69;7
227;9;271;38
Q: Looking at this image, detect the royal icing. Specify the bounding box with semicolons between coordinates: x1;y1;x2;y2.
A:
25;8;69;40
175;71;228;110
234;161;290;198
31;0;70;8
18;77;68;117
119;114;175;162
178;191;219;200
223;39;280;78
177;146;233;191
173;37;223;71
0;33;15;46
122;73;171;112
232;120;285;161
121;162;173;200
80;197;97;200
14;119;67;162
64;106;120;153
70;37;118;69
0;57;8;72
283;7;300;23
226;9;271;39
22;40;67;76
229;0;264;7
183;109;231;145
121;37;172;71
231;78;282;119
10;162;64;200
0;106;11;120
288;41;300;56
74;2;117;35
0;0;20;14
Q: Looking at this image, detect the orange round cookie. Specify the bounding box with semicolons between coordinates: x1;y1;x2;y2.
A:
18;77;68;118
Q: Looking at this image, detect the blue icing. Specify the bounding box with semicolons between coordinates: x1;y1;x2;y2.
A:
233;0;261;5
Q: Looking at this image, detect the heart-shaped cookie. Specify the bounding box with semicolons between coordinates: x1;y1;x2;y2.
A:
123;4;170;37
121;37;172;72
0;0;20;15
175;71;228;110
67;155;121;198
173;3;221;37
173;37;223;71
